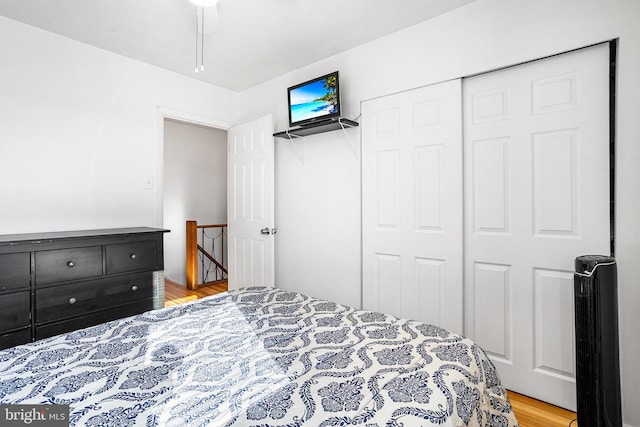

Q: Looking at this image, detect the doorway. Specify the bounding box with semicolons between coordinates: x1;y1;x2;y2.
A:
160;116;228;286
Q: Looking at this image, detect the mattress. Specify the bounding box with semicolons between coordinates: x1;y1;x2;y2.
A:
0;287;519;426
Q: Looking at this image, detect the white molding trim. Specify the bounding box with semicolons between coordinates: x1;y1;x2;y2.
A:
157;106;233;130
155;106;233;227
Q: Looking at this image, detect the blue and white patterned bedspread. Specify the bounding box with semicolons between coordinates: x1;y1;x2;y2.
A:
0;287;519;426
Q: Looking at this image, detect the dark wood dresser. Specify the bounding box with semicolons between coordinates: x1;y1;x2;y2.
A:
0;227;168;350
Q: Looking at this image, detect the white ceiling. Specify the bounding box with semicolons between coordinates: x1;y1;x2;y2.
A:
0;0;477;91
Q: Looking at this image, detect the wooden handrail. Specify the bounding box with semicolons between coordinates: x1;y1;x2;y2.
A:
186;220;228;290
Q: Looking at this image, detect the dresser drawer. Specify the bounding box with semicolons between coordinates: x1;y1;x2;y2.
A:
106;240;157;274
0;291;31;333
0;252;30;292
35;246;103;285
0;328;32;350
36;272;152;324
35;301;153;341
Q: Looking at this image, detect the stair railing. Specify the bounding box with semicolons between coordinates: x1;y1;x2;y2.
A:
186;220;228;290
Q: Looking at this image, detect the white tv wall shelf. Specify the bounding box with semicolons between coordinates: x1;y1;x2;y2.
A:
273;117;358;138
273;118;359;163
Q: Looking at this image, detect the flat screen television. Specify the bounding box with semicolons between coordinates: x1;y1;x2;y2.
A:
287;71;340;127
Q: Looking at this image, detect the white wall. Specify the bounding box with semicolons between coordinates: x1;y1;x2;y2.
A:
237;0;640;425
163;119;227;284
273;130;362;308
0;16;237;235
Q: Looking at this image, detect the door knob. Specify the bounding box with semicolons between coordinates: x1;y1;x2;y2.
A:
260;227;271;235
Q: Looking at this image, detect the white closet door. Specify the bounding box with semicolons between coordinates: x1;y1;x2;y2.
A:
362;79;463;334
227;115;275;290
463;44;610;410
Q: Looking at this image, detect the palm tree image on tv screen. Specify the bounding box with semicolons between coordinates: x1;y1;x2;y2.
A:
290;74;338;125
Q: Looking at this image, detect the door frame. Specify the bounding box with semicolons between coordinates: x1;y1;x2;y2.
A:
155;106;233;227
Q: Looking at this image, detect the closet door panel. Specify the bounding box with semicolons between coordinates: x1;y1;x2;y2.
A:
362;79;463;333
463;43;610;410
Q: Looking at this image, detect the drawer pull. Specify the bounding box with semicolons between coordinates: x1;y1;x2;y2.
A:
66;261;75;268
68;297;77;304
131;285;138;291
130;254;137;260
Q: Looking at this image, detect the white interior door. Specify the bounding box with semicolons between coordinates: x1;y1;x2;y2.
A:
362;79;463;334
227;114;275;290
463;44;610;410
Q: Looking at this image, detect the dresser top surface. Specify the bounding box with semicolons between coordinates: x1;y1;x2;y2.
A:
0;227;170;246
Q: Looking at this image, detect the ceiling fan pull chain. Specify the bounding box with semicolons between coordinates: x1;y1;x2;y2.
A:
194;12;199;73
201;6;205;71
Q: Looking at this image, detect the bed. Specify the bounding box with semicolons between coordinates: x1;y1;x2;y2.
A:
0;287;519;426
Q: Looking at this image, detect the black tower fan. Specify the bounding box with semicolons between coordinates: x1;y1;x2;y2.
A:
574;255;622;426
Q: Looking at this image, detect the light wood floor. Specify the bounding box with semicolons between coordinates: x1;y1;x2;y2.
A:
164;279;577;426
508;391;576;427
164;278;228;307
